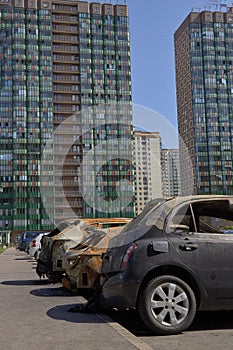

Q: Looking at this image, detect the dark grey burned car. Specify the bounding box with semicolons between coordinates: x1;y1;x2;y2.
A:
98;195;233;335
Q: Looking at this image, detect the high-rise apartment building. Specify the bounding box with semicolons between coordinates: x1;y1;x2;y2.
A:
161;149;181;198
134;131;162;214
51;0;134;221
0;0;134;232
175;6;233;195
0;0;54;232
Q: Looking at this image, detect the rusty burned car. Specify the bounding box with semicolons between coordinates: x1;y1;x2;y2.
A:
95;195;233;335
36;217;131;282
62;224;126;297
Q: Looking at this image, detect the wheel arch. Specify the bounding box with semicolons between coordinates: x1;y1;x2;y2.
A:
136;265;201;309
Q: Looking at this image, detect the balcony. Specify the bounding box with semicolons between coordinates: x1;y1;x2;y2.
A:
53;45;78;53
52;5;78;14
55;190;82;197
54;157;81;164
53;54;79;63
54;147;81;155
52;15;78;23
54;169;81;176
53;96;80;103
53;105;80;113
53;75;79;83
53;25;78;33
53;34;79;43
53;65;79;73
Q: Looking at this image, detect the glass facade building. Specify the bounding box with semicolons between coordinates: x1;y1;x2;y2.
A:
175;7;233;195
0;0;53;232
0;0;134;231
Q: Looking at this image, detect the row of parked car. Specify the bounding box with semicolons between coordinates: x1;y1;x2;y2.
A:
17;195;233;335
17;231;50;258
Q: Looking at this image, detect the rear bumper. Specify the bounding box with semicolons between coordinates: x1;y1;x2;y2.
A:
99;273;139;310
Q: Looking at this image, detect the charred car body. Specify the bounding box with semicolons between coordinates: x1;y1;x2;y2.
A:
62;226;124;297
64;195;233;335
36;218;130;281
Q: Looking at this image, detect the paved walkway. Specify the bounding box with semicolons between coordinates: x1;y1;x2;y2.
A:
0;248;153;350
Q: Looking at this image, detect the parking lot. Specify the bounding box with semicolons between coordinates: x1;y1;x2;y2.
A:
2;248;233;350
0;248;150;350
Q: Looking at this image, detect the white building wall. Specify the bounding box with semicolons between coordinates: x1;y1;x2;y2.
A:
161;149;181;198
134;131;162;214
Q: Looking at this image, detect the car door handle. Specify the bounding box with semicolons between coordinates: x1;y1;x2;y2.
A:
179;243;198;251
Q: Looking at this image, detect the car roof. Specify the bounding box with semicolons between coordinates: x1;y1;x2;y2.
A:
109;195;233;247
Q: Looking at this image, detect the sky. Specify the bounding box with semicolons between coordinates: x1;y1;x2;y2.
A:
126;0;229;138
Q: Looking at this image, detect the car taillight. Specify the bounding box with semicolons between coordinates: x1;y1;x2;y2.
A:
31;239;36;248
120;243;137;271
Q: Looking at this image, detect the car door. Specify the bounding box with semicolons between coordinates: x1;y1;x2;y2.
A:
171;231;233;298
166;200;233;299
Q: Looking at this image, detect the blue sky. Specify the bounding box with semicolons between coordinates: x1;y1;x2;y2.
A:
127;0;223;131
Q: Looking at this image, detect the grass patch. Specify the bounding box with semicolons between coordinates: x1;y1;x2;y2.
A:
0;247;7;254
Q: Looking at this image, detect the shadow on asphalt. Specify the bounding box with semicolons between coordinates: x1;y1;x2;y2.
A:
30;286;77;297
47;304;103;323
14;257;32;261
107;309;233;337
189;310;233;331
1;279;51;286
107;309;154;336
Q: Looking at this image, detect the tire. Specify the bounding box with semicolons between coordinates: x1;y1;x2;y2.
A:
138;275;197;335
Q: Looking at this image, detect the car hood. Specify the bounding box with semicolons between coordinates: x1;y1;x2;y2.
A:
39;220;94;262
65;226;124;259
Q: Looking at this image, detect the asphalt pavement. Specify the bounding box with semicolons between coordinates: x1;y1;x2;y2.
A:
0;248;153;350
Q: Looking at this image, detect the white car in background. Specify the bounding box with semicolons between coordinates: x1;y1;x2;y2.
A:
29;232;50;260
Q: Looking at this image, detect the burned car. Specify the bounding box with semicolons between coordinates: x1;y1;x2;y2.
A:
36;217;130;281
62;225;125;297
99;195;233;334
87;195;233;335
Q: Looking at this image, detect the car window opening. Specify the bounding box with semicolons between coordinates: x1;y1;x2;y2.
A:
168;200;233;235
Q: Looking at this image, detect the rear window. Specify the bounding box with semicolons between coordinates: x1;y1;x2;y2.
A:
23;232;40;239
27;233;37;239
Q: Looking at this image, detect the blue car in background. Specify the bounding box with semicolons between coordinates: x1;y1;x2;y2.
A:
18;231;41;251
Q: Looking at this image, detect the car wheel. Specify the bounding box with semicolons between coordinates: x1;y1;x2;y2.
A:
138;275;197;335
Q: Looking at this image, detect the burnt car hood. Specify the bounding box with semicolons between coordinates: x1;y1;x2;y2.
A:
39;217;131;263
39;219;95;262
65;226;124;260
